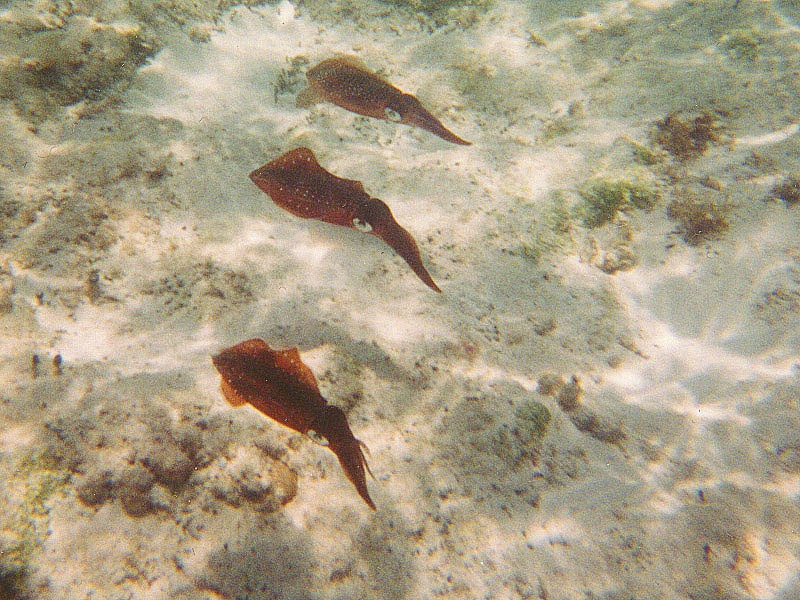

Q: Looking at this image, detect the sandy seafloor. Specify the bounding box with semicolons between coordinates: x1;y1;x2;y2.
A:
1;0;800;598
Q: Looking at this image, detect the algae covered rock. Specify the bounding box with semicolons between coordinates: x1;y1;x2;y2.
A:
378;0;491;26
11;193;116;278
0;451;71;599
0;0;270;123
597;243;637;274
205;445;297;512
0;15;154;120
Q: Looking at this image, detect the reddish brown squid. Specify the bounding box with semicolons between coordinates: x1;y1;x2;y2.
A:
212;338;375;509
249;147;441;292
298;56;471;146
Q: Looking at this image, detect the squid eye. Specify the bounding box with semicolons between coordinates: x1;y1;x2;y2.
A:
352;217;373;232
384;107;402;122
308;430;329;446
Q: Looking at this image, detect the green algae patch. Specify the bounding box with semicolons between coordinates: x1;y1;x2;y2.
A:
579;171;659;228
628;140;661;166
517;191;573;264
721;29;761;61
515;400;552;441
490;399;552;468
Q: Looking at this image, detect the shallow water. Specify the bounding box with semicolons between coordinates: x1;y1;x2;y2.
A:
1;1;799;599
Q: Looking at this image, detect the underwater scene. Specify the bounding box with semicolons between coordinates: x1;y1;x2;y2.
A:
1;0;799;598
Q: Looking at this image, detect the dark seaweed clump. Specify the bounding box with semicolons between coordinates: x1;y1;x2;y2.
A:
0;562;31;600
655;113;718;160
668;197;730;245
771;177;800;206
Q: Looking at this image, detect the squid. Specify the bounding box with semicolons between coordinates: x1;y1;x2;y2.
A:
298;56;471;146
212;338;375;509
249;147;441;292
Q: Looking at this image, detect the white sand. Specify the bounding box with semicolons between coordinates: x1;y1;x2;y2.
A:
1;0;799;599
